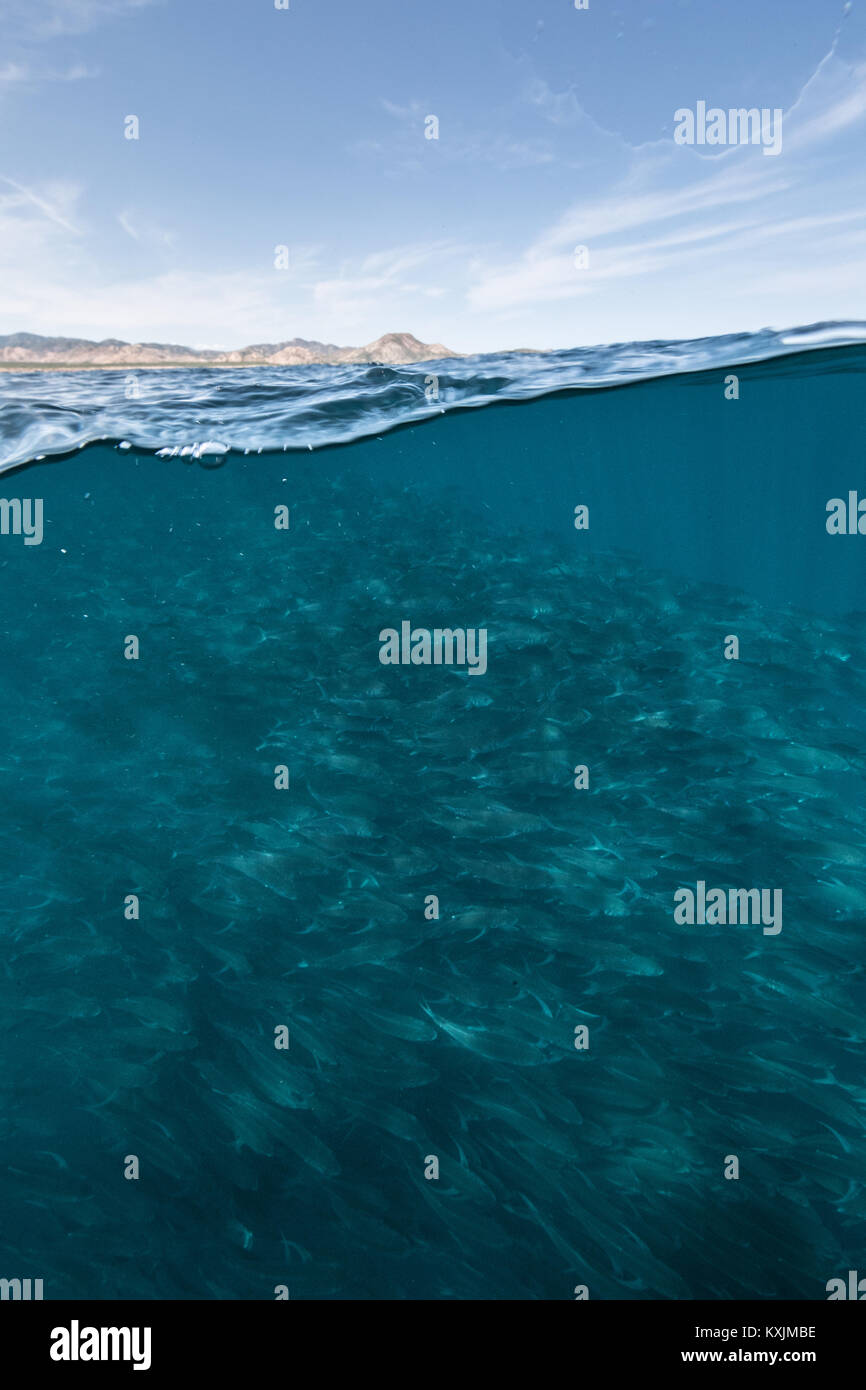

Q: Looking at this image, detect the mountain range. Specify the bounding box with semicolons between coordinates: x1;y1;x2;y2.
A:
0;331;458;368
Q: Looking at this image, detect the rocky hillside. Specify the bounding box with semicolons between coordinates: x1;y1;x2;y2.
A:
0;331;458;368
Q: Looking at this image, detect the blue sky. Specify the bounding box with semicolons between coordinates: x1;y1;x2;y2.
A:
0;0;864;351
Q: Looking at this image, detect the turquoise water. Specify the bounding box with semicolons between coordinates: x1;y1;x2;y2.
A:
0;335;864;1299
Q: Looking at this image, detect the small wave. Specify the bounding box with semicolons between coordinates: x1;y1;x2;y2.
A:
0;319;864;473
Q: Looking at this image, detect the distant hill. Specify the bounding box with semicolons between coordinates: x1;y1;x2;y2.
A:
0;331;459;368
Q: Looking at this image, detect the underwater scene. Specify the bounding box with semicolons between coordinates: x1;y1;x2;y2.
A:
0;328;865;1300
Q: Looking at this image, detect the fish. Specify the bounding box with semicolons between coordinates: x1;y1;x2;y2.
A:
3;352;866;1301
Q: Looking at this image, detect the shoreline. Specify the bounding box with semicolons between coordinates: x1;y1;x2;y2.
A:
0;357;467;372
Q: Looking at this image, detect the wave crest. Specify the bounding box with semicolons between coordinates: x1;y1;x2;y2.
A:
1;320;864;473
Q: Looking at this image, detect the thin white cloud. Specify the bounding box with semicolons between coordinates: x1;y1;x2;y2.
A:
117;209;176;247
0;176;83;235
380;98;426;122
784;59;866;149
117;212;141;242
374;94;561;173
3;0;158;41
0;63;30;83
0;61;98;83
312;241;466;327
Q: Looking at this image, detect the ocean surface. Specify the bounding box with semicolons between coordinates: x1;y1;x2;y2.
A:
0;323;864;1300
